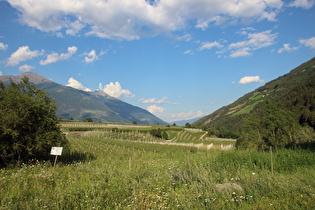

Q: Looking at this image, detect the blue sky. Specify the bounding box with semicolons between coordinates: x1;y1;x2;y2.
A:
0;0;314;123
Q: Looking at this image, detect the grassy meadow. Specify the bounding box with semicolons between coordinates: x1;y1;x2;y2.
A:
1;124;314;209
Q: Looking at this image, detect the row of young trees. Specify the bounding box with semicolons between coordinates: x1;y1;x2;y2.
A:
0;78;67;166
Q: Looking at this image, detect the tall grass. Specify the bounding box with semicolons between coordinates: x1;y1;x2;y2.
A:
1;132;314;209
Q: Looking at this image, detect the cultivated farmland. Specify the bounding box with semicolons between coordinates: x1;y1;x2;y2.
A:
0;123;314;209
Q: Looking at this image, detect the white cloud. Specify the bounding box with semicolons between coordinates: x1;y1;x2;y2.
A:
66;77;91;92
229;30;277;57
139;97;178;105
66;20;85;36
184;50;194;55
230;47;252;58
7;46;43;66
299;37;315;51
147;105;165;114
83;50;99;63
277;43;300;53
40;46;77;65
198;41;223;51
18;64;35;72
99;82;134;99
139;97;168;104
171;34;193;42
239;76;264;84
161;110;205;122
0;42;8;51
8;0;284;40
289;0;315;9
0;71;2;76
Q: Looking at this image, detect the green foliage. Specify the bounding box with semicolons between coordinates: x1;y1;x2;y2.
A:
84;117;93;122
0;77;67;166
150;128;169;139
68;127;94;132
237;100;299;149
185;123;191;128
162;131;168;140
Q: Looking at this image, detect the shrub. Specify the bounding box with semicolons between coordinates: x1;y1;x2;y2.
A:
0;77;67;166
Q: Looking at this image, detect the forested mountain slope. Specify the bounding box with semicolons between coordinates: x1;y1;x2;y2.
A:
194;57;315;144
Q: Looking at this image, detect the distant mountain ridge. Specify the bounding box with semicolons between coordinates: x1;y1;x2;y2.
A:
170;116;203;126
0;72;167;125
194;57;315;137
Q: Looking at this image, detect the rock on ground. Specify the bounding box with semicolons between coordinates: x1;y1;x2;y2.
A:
213;183;244;193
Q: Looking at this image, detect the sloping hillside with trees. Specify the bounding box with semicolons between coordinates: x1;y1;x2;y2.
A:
194;57;315;149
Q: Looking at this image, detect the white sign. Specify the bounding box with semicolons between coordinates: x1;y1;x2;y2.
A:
50;147;63;156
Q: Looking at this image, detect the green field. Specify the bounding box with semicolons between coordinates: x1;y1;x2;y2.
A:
1;126;314;209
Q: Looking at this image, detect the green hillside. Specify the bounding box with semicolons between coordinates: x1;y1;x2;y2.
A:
0;72;167;125
194;57;315;148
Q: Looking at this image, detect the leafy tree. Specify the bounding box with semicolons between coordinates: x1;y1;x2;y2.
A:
111;127;119;132
162;131;168;140
150;129;162;138
185;123;192;128
207;127;220;137
85;117;93;122
150;129;169;140
237;100;298;149
132;121;137;125
0;77;67;166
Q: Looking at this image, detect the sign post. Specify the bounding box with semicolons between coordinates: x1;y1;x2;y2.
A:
50;147;63;167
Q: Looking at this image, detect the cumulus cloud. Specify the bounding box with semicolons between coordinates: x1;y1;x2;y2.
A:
7;46;43;66
0;42;8;51
40;46;77;65
239;76;264;84
198;41;223;51
66;20;85;36
289;0;315;9
66;77;91;92
278;43;300;53
299;37;315;51
230;47;252;57
83;49;102;63
0;71;2;76
8;0;284;40
229;30;277;57
147;105;165;114
18;64;35;72
99;82;134;99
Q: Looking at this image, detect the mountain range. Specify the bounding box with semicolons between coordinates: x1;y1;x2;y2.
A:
170;116;203;126
2;57;314;130
0;72;167;125
194;57;315;138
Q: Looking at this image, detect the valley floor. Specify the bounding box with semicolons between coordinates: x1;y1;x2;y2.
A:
1;132;314;209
